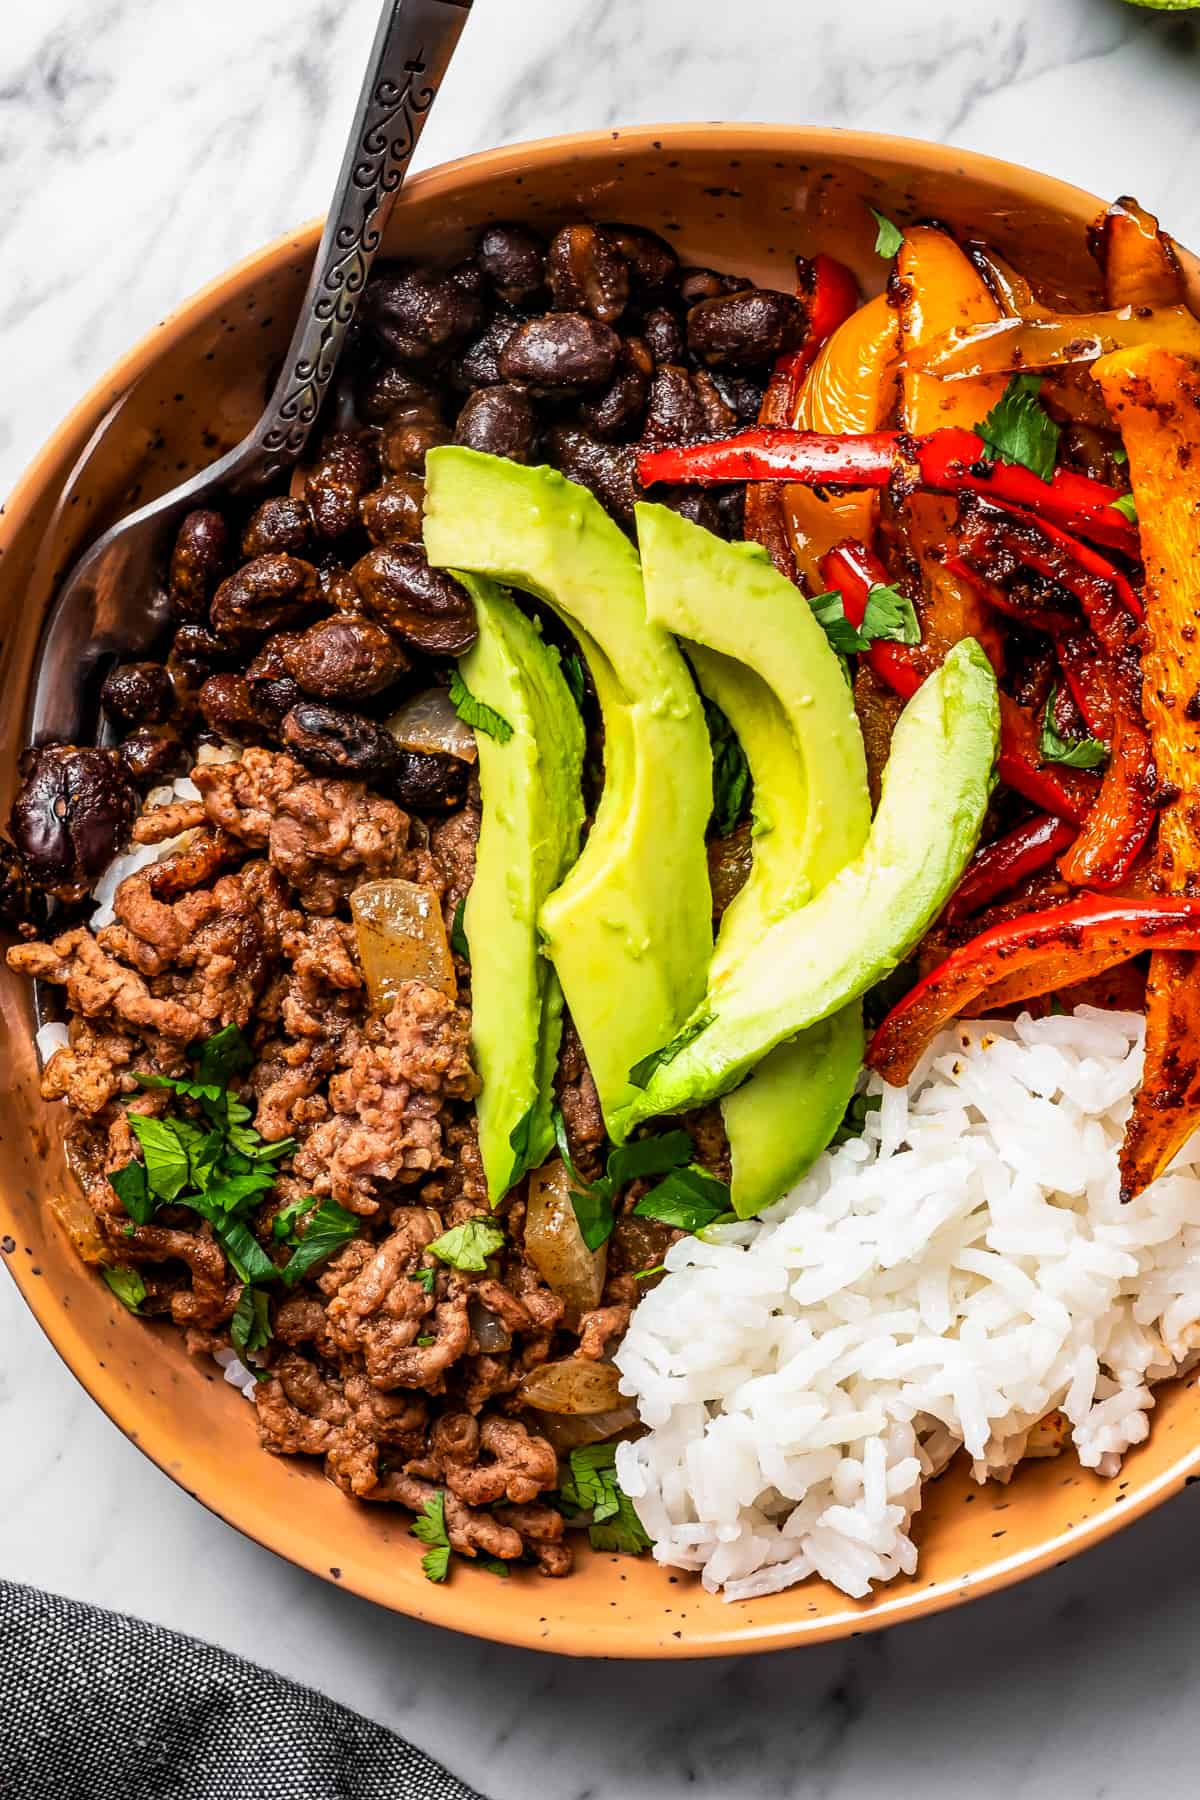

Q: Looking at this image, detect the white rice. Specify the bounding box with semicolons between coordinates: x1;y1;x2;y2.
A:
211;1345;261;1403
615;1008;1200;1603
88;773;208;929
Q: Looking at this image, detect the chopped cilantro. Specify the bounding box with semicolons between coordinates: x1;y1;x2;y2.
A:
809;583;920;657
280;1199;360;1286
126;1115;191;1203
450;895;470;961
976;374;1061;484
410;1267;436;1293
193;1022;254;1088
107;1159;154;1226
428;1217;506;1273
411;1491;452;1584
633;1264;666;1282
559;1445;651;1555
102;1266;146;1313
271;1196;313;1243
1112;444;1128;467
448;669;513;744
230;1286;272;1364
1039;683;1109;771
566;1128;695;1251
416;1334;436;1347
701;695;750;839
562;650;587;712
628;1013;714;1090
633;1166;732;1234
868;205;904;259
1111;492;1138;524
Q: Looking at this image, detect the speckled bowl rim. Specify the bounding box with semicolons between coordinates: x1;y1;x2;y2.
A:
5;122;1199;1658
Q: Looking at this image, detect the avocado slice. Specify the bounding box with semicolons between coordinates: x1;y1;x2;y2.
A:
456;575;585;1203
424;448;714;1128
629;504;873;1208
617;638;999;1129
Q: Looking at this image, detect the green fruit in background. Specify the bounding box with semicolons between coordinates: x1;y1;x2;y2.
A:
1122;1;1200;9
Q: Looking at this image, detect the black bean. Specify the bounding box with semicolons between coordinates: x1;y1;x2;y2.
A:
679;267;752;305
356;363;443;427
320;565;363;615
361;475;425;546
242;496;312;559
172;624;232;671
578;337;652;441
388;747;470;812
198;673;272;743
715;484;747;541
545;427;639;529
547;224;630;324
477;222;546;306
656;485;723;533
280;703;401;780
282;615;409;702
709;369;767;425
601;224;679;294
305;433;379;539
10;745;137;899
168;509;229;621
381;416;452;478
118;726;189;787
454;385;537;462
245;634;302;683
100;661;175;728
450;312;522;390
363;263;484;364
642;305;686;366
498;313;620;391
640;365;730;450
352;545;478;656
686;288;804;369
209;553;320;644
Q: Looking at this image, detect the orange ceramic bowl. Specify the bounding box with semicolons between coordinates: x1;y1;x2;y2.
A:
4;125;1199;1658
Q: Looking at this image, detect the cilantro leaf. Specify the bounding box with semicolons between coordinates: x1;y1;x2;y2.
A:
702;695;750;839
560;1446;651;1555
1111;493;1138;524
1039;683;1109;771
566;1129;695;1252
508;1102;550;1191
450;895;470;962
634;1166;732;1233
448;669;513;744
193;1022;254;1088
410;1267;436;1293
809;584;919;657
280;1199;361;1286
102;1265;147;1312
977;374;1061;484
633;1264;666;1282
271;1196;313;1242
411;1490;453;1583
428;1217;506;1273
628;1014;714;1090
551;1105;584;1188
562;650;587;712
214;1219;277;1287
108;1159;154;1226
230;1286;272;1363
127;1115;192;1203
478;1556;510;1578
868;205;904;259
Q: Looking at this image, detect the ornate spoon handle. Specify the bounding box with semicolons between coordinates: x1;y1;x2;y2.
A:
235;0;473;484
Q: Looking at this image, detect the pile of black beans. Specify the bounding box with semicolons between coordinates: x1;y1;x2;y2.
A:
4;219;804;915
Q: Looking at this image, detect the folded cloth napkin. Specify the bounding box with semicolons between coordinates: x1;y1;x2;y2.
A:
0;1581;484;1800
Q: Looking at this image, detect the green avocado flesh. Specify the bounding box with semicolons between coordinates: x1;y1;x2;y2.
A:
634;504;872;1211
455;576;585;1204
424;449;714;1129
618;637;1000;1131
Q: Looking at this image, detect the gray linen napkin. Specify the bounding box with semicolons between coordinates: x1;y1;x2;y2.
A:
0;1581;484;1800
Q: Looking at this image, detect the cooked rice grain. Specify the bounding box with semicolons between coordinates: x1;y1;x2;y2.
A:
615;1009;1200;1602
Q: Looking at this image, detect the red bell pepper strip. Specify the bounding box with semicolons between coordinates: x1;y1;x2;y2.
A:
776;253;860;391
1053;627;1116;742
955;497;1155;886
867;895;1200;1087
942;814;1078;924
943;552;1076;636
817;539;1100;824
638;426;1140;557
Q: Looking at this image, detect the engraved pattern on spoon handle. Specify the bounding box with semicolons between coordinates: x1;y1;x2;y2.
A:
243;0;473;480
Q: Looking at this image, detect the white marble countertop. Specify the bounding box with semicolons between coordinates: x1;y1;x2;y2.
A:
6;0;1200;1794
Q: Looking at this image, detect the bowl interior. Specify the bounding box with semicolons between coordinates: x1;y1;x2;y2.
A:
4;125;1198;1657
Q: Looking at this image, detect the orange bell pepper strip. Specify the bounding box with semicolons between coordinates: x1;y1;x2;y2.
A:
909;304;1200;382
745;254;860;579
1094;345;1200;1196
1092;195;1186;310
866;895;1200;1089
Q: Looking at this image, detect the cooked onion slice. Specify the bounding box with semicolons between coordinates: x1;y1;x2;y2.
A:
524;1158;606;1314
49;1190;108;1265
350;879;455;1012
386;688;477;763
532;1406;638;1451
468;1299;512;1353
517;1356;623;1415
